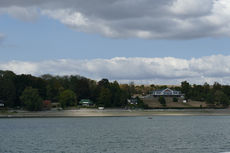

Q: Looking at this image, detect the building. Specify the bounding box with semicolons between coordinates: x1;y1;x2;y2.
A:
152;88;184;97
79;99;94;106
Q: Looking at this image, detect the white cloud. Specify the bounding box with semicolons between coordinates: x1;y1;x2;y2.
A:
1;0;230;39
1;55;230;84
41;9;88;27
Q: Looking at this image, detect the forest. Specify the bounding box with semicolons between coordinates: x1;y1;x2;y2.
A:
0;70;229;110
0;70;134;110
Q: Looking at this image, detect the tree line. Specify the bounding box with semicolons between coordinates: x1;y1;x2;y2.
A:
0;70;230;110
0;70;132;110
130;81;230;108
180;81;230;107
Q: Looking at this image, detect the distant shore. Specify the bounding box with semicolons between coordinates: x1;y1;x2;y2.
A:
1;108;230;118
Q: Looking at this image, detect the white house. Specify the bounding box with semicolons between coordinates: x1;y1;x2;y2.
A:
152;88;184;97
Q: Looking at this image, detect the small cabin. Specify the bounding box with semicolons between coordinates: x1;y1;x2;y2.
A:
79;99;94;106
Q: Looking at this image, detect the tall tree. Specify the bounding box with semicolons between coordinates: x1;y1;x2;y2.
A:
20;87;43;111
59;89;77;108
181;81;191;99
97;87;112;107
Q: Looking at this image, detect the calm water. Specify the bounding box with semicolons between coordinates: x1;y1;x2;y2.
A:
1;116;230;153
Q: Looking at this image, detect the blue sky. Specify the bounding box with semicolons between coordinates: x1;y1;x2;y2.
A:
1;14;230;61
1;0;230;84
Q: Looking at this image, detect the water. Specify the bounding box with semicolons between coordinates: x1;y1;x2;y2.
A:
1;116;230;153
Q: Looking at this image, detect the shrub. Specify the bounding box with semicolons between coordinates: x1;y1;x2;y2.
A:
173;97;178;102
159;96;166;106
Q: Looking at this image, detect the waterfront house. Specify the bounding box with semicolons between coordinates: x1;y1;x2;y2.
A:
79;99;94;106
152;88;184;97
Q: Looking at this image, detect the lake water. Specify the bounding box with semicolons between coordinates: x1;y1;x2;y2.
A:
1;116;230;153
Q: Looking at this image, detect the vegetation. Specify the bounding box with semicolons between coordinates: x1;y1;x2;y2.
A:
159;96;166;106
59;89;77;108
173;97;178;102
0;70;129;110
1;70;230;110
20;87;43;111
136;97;148;109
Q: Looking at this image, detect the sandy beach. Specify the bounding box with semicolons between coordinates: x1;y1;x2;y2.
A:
1;108;230;118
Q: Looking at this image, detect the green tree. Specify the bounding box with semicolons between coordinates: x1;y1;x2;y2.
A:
136;97;148;109
214;90;229;107
59;89;77;108
110;81;123;107
206;92;215;105
97;87;112;107
181;81;191;99
0;78;16;107
20;87;43;111
159;96;166;106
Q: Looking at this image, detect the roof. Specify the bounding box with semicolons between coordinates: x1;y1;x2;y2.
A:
79;99;93;104
152;88;183;95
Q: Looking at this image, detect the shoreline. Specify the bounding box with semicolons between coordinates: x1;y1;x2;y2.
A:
1;108;230;118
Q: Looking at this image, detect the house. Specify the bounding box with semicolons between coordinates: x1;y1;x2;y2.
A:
152;88;184;97
0;100;4;107
43;100;52;110
79;99;94;106
51;102;60;108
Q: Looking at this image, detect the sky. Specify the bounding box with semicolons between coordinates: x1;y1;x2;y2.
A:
1;0;230;84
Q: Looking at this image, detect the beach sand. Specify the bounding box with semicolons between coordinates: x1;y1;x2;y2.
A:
1;108;230;118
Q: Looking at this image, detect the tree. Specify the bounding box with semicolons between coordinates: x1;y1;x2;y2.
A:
98;79;110;89
159;96;166;106
136;97;148;109
97;87;112;107
213;82;222;91
214;90;229;107
181;81;191;99
59;89;77;108
0;77;16;107
206;92;215;105
20;87;43;111
110;81;123;107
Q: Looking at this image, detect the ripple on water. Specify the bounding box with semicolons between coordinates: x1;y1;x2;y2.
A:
1;116;230;153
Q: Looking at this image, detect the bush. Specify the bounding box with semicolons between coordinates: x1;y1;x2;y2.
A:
159;96;166;106
173;97;178;102
59;89;77;108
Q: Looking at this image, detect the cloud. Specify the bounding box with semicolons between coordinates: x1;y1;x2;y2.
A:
1;0;230;39
0;6;38;21
1;55;230;84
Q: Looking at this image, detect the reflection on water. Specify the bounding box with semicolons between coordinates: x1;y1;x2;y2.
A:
1;116;230;153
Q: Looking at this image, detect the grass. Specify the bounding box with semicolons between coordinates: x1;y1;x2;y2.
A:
142;97;207;108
